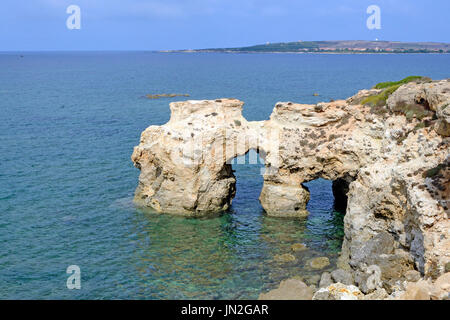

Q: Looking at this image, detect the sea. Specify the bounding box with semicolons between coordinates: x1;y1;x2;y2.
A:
1;52;449;299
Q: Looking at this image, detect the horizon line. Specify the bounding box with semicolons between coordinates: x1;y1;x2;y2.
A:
1;39;450;53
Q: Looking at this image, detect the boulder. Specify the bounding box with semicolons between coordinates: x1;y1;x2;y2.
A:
355;265;382;294
319;272;333;288
304;274;321;286
430;273;450;300
399;280;432;300
331;269;354;285
259;279;315;300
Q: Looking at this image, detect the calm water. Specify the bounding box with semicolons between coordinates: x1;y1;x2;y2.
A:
1;52;449;299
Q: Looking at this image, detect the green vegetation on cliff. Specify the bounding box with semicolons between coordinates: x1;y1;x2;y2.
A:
362;76;434;121
362;84;401;109
373;76;425;89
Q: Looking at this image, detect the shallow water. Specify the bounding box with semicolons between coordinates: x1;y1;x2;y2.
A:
1;52;449;299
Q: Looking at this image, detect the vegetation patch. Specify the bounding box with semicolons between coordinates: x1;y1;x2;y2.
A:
362;76;434;120
373;76;429;89
361;84;401;114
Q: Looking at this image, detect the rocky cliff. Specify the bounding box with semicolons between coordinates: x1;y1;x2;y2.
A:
132;78;449;290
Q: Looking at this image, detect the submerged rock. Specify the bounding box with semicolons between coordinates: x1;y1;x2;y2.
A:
274;253;297;263
307;257;330;270
291;243;307;252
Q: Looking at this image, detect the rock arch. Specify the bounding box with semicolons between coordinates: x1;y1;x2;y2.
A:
132;80;450;280
131;98;367;217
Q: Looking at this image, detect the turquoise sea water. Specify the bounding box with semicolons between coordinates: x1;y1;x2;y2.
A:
1;52;449;299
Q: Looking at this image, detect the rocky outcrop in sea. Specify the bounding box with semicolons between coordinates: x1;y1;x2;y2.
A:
132;77;449;299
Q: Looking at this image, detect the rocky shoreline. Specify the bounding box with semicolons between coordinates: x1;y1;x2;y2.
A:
132;77;449;300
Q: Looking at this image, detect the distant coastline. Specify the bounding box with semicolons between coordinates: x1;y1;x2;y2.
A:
162;40;450;54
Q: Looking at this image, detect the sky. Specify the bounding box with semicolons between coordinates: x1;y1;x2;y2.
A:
0;0;449;51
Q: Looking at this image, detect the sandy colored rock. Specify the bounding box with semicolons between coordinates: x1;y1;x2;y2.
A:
405;270;421;282
258;279;314;300
363;288;389;300
430;272;450;300
399;280;432;300
274;253;297;263
291;243;307;252
307;257;330;270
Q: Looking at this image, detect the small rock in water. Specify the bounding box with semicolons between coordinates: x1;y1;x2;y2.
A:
145;93;190;99
307;257;330;270
274;253;297;263
291;243;307;252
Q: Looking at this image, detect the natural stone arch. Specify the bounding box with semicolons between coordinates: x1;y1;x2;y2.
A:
132;79;450;280
132;99;269;216
131;98;364;217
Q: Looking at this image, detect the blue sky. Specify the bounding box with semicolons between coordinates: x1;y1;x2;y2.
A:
1;0;449;51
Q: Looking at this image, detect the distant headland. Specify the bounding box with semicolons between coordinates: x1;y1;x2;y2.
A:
162;40;450;54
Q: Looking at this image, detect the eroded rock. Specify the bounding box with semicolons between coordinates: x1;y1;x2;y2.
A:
331;269;354;285
313;283;363;300
132;79;450;282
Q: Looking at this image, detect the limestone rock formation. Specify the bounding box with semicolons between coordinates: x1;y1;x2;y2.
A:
312;283;363;300
132;79;450;283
